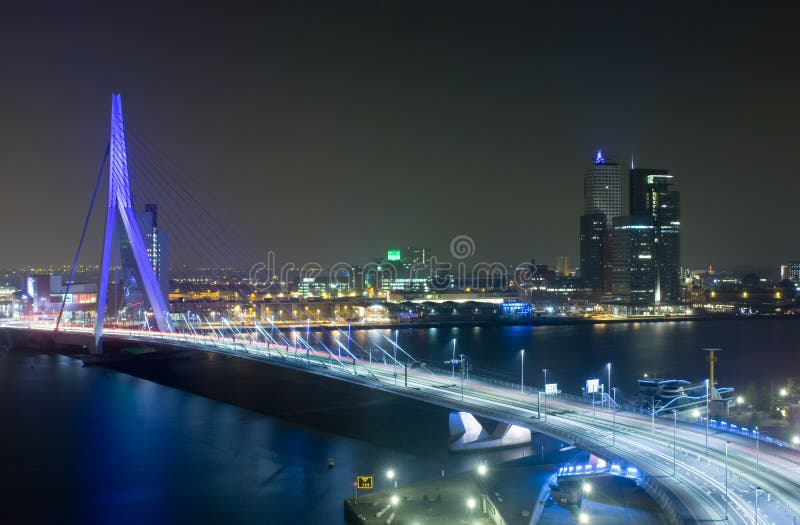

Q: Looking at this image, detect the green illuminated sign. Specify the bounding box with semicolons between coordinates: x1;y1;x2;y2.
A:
387;250;401;262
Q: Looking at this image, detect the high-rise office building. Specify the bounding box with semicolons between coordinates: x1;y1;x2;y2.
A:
142;204;170;300
580;149;621;292
611;168;681;305
556;256;570;276
612;216;655;304
579;213;606;291
786;261;800;283
118;203;170;313
628;169;681;303
584;149;621;227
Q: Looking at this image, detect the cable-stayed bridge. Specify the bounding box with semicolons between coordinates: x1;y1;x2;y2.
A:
4;95;800;525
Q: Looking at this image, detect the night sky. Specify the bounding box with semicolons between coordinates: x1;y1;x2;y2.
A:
1;2;798;270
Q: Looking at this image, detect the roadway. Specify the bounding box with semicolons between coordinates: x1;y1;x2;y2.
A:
4;322;799;524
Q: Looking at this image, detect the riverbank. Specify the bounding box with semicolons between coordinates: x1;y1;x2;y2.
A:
188;312;799;335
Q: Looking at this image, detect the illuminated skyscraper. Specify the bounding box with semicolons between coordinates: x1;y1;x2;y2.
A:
556;256;570;276
629;169;681;303
584;149;621;226
611;168;681;305
118;203;170;312
612;216;655;304
579;214;605;291
580;149;620;292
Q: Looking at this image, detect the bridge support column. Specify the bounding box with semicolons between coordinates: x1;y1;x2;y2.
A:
93;94;172;354
448;411;532;452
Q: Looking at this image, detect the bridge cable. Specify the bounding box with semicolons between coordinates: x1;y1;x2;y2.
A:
55;143;109;332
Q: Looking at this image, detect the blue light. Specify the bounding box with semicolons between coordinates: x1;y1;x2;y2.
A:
499;301;533;318
594;148;606;164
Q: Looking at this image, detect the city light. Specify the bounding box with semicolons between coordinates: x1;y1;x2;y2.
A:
386;469;395;480
792;435;800;445
390;494;399;506
582;482;592;494
691;409;701;419
736;395;745;405
579;511;590;524
477;464;488;476
779;387;788;397
466;497;476;510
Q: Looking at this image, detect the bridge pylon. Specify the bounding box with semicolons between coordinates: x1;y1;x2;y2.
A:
93;94;171;354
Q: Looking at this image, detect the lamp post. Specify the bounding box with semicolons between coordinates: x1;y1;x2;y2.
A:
672;410;677;476
460;354;466;401
452;338;456;379
755;426;759;475
651;396;655;434
607;362;612;410
611;405;616;446
724;440;730;521
705;378;710;457
542;368;548;422
520;349;525;393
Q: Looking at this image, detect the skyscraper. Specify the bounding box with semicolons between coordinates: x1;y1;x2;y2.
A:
556;256;570;276
612;216;655;304
584;149;621;227
117;203;170;315
580;214;606;290
612;168;681;305
580;149;621;292
629;169;681;303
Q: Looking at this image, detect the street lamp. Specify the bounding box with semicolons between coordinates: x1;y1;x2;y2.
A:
466;497;476;510
724;440;730;520
579;512;589;524
606;362;612;409
386;468;396;489
390;494;399;506
477;464;488;477
452;338;456;379
705;378;710;457
792;435;800;446
754;426;759;474
542;368;548;422
672;410;677;476
520;349;525;393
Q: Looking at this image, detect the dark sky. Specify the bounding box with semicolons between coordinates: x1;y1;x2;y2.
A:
1;2;798;270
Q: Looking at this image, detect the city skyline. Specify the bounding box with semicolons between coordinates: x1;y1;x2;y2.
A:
2;3;799;269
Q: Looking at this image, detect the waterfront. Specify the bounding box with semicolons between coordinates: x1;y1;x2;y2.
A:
0;346;533;524
336;318;800;396
2;319;798;524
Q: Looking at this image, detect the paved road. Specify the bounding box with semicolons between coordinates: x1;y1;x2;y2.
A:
7;323;800;524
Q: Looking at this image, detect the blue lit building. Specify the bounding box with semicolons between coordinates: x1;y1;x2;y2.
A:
580;149;620;293
499;301;533;319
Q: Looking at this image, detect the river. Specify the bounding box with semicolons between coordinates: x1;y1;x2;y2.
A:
1;319;797;523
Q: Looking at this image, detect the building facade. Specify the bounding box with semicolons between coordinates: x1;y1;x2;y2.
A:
580;149;621;292
584;149;621;227
579;213;606;292
629;169;681;303
611;216;656;304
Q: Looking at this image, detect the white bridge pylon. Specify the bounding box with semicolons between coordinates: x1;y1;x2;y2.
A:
94;94;171;353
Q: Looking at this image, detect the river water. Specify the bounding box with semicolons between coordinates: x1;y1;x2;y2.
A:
1;319;797;523
343;318;800;395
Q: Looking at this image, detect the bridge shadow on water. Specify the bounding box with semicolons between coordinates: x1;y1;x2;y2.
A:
103;344;467;457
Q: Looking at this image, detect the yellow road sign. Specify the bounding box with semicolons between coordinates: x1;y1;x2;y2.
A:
357;476;373;490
